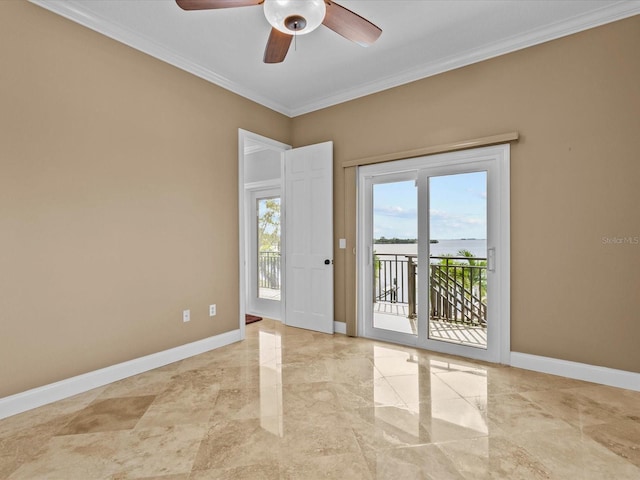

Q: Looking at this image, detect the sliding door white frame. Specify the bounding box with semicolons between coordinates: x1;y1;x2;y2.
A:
357;144;510;363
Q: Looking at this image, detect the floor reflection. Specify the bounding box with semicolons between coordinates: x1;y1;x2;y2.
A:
372;344;489;442
427;361;489;440
258;329;283;436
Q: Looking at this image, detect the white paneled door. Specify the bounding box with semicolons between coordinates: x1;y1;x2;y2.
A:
284;142;334;334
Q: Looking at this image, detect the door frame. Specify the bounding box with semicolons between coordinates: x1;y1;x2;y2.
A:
238;129;291;340
357;144;511;364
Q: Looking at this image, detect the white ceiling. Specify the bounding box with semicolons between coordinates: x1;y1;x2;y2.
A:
30;0;640;117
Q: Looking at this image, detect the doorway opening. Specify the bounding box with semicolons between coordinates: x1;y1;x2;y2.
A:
257;194;282;302
239;130;289;333
248;188;282;320
238;130;335;337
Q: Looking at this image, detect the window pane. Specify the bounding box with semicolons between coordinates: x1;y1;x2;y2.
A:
258;197;281;301
428;171;487;349
372;180;418;335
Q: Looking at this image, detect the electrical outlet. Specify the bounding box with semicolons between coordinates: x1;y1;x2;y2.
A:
183;309;190;323
209;304;216;317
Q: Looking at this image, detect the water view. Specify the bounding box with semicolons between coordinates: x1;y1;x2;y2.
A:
374;239;487;259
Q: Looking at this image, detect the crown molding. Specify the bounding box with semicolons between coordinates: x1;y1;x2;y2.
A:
290;1;640;116
30;0;640;118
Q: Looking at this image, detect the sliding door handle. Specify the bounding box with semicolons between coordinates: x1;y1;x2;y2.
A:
487;247;496;272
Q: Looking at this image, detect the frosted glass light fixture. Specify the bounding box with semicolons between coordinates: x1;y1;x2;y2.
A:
263;0;327;35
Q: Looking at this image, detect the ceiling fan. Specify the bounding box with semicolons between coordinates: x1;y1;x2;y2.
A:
176;0;382;63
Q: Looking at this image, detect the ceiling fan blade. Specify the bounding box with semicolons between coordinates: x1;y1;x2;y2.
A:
322;1;382;47
263;28;293;64
176;0;262;11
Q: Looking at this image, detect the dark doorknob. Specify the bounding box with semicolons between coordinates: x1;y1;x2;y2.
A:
324;259;331;265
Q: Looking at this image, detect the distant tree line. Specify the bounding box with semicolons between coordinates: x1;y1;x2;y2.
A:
374;237;439;244
374;237;416;244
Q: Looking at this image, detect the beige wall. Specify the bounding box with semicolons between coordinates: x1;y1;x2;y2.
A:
293;15;640;373
0;0;291;398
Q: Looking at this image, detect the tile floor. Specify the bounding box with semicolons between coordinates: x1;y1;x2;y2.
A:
1;319;639;479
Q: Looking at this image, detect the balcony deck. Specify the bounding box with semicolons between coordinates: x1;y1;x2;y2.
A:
259;287;281;301
374;302;487;348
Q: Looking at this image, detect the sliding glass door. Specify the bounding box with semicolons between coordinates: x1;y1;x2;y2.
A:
358;145;510;363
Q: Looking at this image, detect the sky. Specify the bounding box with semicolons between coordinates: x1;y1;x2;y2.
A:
373;172;487;240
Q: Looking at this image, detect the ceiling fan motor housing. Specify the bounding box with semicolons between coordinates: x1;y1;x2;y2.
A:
285;14;306;32
263;0;326;35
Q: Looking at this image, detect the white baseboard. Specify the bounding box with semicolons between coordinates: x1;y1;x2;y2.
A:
334;321;347;335
510;352;640;392
0;329;242;420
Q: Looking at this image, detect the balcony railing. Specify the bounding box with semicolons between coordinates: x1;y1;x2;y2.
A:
375;254;487;326
258;251;281;290
260;250;486;326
